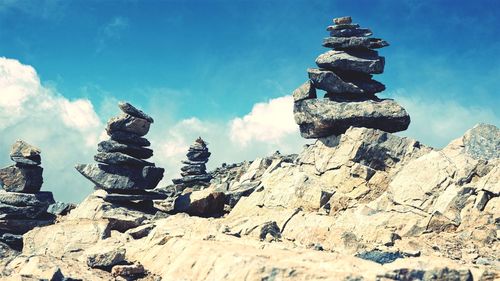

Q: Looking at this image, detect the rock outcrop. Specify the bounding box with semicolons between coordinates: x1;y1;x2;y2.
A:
172;137;212;190
293;16;410;138
75;102;166;220
0;141;55;250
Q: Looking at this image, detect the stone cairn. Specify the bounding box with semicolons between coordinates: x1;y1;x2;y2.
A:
172;137;212;190
0;141;55;250
293;16;410;138
76;102;166;209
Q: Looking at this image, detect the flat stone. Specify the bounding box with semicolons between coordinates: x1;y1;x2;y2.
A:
0;202;49;219
47;202;76;216
118;102;154;123
181;163;206;173
109;131;151;147
98;139;153;159
315;50;385;74
106;114;151;136
94;191;168;202
292;80;317;102
0;165;43;193
94;152;154;167
333;16;352;24
172;174;212;186
181;168;207;177
0;219;54;234
10;155;41;166
0;190;54;207
322;37;389;49
182;159;208;165
330;28;372;37
326;24;360;31
75;163;164;190
111;264;145;278
293;99;410;138
308;68;385;95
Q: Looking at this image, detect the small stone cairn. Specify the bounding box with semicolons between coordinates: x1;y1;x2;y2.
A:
172;137;212;190
0;141;55;250
293;16;410;138
76;102;166;208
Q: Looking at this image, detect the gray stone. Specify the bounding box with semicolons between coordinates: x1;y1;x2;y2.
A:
111;264;145;278
125;224;155;239
10;140;40;159
95;191;168;202
187;149;211;162
333;16;352;24
0;190;54;207
118;101;154;123
10;155;41;166
315;50;385;74
292;80;317;102
326;24;360;31
462;123;499;160
0;202;48;219
87;247;126;269
75;163;164;190
0;165;43;193
47;202;76;216
110;131;151;147
330;28;372;37
181;163;206;173
94;152;154;167
172;174;212;186
322;37;389;49
308;68;385;95
0;219;54;234
106;114;151;136
294;98;410;138
0;233;22;250
98;139;153;159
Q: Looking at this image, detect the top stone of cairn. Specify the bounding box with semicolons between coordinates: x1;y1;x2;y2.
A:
333;16;352;25
118;102;154;123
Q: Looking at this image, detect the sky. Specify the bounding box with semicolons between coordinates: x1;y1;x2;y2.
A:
0;0;499;202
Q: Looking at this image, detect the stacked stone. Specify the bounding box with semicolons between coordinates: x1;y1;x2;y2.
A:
76;102;166;206
0;141;55;250
293;16;410;138
172;137;212;189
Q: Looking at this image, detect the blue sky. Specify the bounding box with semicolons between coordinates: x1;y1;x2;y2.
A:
0;0;499;202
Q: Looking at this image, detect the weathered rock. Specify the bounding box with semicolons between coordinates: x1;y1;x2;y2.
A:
308;68;385;95
0;202;50;219
0;190;54;207
86;247;126;269
380;267;473;281
333;16;352;24
9;140;41;166
172;174;212;185
97;139;153;159
330;28;372;37
326;24;360;31
94;152;154;167
106;114;151;136
0;219;54;234
118;101;154;123
111;264;144;278
174;188;226;217
0;233;22;250
0;165;43;193
460;123;499;160
75;164;164;190
125;224;155;239
294;98;410;138
109;131;151;147
355;250;404;264
94;190;168;202
47;201;76;216
322;37;389;49
292;80;317;102
17;256;65;281
315;50;385;74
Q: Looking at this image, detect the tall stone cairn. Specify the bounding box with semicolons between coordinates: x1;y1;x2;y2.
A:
293;16;410;138
76;102;166;206
0;140;55;250
172;137;212;190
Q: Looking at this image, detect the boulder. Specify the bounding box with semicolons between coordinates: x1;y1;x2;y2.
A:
118;102;154;123
322;37;389;50
294;98;410;138
75;163;164;190
109;131;151;147
86;246;126;269
106;114;151;136
460;123;499;160
292;80;317;102
174;188;226;217
94;152;154;166
97;139;153;159
0;165;43;193
315;50;385;74
308;68;385;95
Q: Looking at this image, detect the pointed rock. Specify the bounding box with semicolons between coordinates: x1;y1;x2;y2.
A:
106;114;151;137
118;102;154;123
292;81;317;102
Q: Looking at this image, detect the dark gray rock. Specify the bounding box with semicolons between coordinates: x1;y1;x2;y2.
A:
292;80;317;102
75;164;164;190
0;233;23;251
462;123;500;160
95;191;168;202
106;114;151;136
294;98;410;138
87;247;126;269
182;159;208;165
118;102;154;123
330;28;372;37
333;16;352;24
125;224;155;239
98;140;153;159
94;152;154;167
10;140;40;160
186;149;211;162
181;163;206;173
0;202;49;219
0;165;43;193
172;174;212;186
109;131;151;147
355;250;403;264
315;50;384;74
380;267;473;281
308;68;385;95
322;37;389;49
0;190;54;208
0;218;54;234
326;24;360;31
259;221;281;241
10;155;41;166
47;202;76;216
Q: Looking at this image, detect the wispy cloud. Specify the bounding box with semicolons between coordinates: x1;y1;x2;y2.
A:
0;0;67;20
96;16;129;53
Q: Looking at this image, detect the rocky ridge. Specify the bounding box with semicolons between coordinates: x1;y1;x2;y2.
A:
293;16;410;138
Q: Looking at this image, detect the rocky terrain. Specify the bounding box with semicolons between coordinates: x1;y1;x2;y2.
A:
0;16;498;281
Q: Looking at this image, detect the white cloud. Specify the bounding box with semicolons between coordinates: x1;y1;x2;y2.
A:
0;57;102;202
97;16;129;52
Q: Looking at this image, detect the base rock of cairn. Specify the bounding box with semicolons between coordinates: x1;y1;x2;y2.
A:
172;138;212;190
293;16;410;138
0;141;55;250
76;102;166;208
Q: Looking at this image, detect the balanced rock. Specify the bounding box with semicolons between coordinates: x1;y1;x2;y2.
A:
292;16;410;138
172;137;212;190
10;140;41;166
118;102;154;123
106;114;151;137
0;165;43;193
